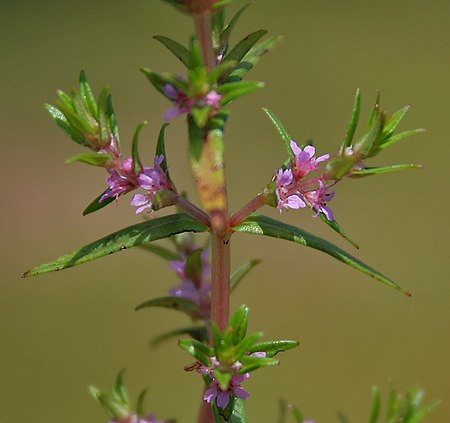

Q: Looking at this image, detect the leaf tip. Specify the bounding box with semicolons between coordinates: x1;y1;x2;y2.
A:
21;270;30;278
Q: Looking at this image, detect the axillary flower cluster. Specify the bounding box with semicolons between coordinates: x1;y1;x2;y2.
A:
275;140;335;220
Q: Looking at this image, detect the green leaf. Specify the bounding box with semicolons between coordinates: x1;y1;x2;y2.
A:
247;340;299;357
178;339;212;367
64;152;111;166
262;108;294;160
184;249;203;287
212;398;248;423
230;259;261;291
226;35;283;82
239;355;278;373
233;214;410;295
136;388;149;418
288;404;303;423
72;91;97;131
97;86;111;144
381;105;410;141
155;123;173;186
223;29;267;65
114;369;129;406
350;164;422;176
82;191;115;216
189;37;204;70
22;213;208;277
377;128;425;151
44;104;87;146
213;370;233;391
153;35;190;68
342;88;361;149
135;296;197;314
408;400;440;423
217;81;264;105
369;386;381;423
191;106;212;128
151;325;208;347
233;332;264;361
226;305;249;345
79;70;98;119
107;94;120;145
131;121;147;173
140;68;167;95
319;214;359;249
221;4;251;47
139;243;179;261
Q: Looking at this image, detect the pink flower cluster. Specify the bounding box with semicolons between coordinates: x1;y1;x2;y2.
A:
275;140;335;221
163;84;222;121
96;137;171;213
198;357;250;409
130;156;172;213
169;251;211;319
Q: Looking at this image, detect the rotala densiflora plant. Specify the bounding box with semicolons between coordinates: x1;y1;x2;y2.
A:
23;1;439;422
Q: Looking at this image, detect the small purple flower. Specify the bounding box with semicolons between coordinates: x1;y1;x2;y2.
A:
204;90;222;109
275;168;306;211
100;157;138;202
169;251;211;318
290;141;329;179
203;372;250;409
163;84;194;121
130;155;171;214
163;84;222;121
303;180;335;221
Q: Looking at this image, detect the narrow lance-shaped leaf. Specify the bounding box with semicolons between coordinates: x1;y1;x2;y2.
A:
221;3;252;48
64;152;111;167
107;94;120;145
377;128;425;151
381;105;410;141
156;123;174;186
135;296;197;315
288;404;303;423
369;386;381;423
223;29;268;66
97;86;111;144
262;108;294;160
212;397;248;423
22;213;208;277
82;190;115;216
153;35;190;68
151;325;208;347
350;163;422;177
233;214;410;295
319;213;359;249
226;35;283;82
131;121;146;174
247;340;299;357
230;259;261;291
342;88;361;149
79;70;98;119
139;243;179;261
44;104;87;146
218;81;265;105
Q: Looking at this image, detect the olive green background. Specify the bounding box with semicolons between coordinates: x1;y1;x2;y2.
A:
2;1;449;422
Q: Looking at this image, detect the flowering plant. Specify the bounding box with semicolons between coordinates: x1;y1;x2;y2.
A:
23;1;439;422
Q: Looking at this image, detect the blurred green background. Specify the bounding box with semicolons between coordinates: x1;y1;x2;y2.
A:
2;0;449;421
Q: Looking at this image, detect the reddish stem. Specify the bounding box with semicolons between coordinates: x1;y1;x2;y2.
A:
229;193;266;227
193;12;216;71
169;192;211;227
210;226;231;332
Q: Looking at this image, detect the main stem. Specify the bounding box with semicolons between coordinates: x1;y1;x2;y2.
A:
192;9;230;423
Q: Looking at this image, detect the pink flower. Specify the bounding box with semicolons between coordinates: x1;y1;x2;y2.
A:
163;84;222;121
275;168;306;211
110;414;164;423
290;141;329;179
130;156;171;214
302;180;335;221
163;84;194;121
169;251;211;319
100;157;138;202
